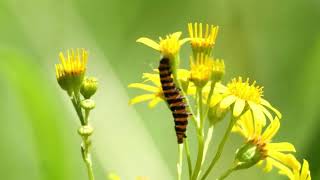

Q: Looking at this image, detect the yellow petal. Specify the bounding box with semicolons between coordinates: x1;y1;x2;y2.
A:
249;101;266;126
128;83;159;93
129;94;155;105
260;104;274;122
264;157;294;179
220;95;236;109
171;32;182;39
148;97;163;108
142;73;161;86
301;159;311;180
268;151;300;170
241;110;255;138
267;142;296;152
136;37;160;51
261;99;282;119
261;117;280;141
263;159;273;172
233;99;245;117
179;38;190;46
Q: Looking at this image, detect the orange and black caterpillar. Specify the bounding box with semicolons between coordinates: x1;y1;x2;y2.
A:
158;57;189;144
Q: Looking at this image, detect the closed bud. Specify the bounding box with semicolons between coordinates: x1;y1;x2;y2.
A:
212;59;225;82
234;141;264;170
81;99;96;110
78;125;94;137
80;77;98;99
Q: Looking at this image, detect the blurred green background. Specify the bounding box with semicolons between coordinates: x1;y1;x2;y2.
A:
0;0;319;179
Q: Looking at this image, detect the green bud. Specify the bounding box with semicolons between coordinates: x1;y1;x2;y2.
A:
80;77;98;99
81;99;96;110
78;125;94;137
212;59;225;82
208;105;227;125
234;142;263;170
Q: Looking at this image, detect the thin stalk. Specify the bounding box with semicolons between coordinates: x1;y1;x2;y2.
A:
184;140;193;180
202;125;214;165
70;94;85;125
177;144;184;180
204;80;217;118
200;117;236;180
81;136;95;180
192;88;205;180
216;167;236;180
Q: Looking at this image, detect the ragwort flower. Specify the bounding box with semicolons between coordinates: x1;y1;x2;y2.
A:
55;48;88;95
136;32;189;60
188;22;219;55
218;77;281;125
233;111;300;175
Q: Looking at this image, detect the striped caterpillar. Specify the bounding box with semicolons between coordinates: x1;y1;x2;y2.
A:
158;57;189;144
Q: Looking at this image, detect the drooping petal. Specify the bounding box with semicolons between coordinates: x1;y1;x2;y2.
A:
129;94;155;105
128;83;159;93
233;99;245;117
268;151;300;170
300;159;311;180
136;37;160;51
266;142;296;152
220;95;236;109
264;157;294;179
261;117;280;142
241;110;255;138
249;101;266;126
261;99;282;119
259;104;274;122
148;97;163;108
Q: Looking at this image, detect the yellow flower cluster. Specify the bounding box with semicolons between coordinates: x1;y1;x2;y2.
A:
129;22;311;180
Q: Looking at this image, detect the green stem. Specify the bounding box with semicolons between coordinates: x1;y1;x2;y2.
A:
184;140;193;180
70;94;85;125
216;167;235;180
200;117;236;180
80;136;95;180
191;88;205;180
177;144;184;180
204;80;217;118
202;125;214;165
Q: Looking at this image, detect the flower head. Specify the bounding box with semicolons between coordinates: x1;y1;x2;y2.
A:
55;48;88;94
128;69;191;108
233;111;300;174
189;53;214;88
136;32;189;60
188;22;219;56
218;77;281;125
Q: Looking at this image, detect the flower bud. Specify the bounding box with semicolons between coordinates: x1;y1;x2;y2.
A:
212;59;225;82
80;77;98;99
81;99;96;110
208;105;227;125
234;142;264;170
78;125;94;137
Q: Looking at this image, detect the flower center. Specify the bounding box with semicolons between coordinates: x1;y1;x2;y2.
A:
227;77;263;103
159;34;180;58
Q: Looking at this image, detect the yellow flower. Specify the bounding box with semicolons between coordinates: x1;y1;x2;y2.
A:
218;77;281;125
188;22;219;55
55;48;88;94
128;69;191;108
233;111;300;175
212;59;225;82
136;32;189;59
189;53;214;88
276;159;312;180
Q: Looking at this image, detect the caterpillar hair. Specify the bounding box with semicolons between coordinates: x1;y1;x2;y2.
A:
158;57;189;144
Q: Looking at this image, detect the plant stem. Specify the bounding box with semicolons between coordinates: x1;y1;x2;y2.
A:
202;125;214;165
184;140;193;180
200;117;236;180
204;80;217;118
70;94;85;125
177;144;184;180
192;88;205;180
216;167;235;180
80;135;95;180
